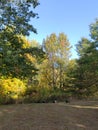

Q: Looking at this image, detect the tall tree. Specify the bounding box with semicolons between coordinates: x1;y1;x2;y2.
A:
42;33;71;88
75;19;98;97
0;0;39;35
42;33;58;88
57;33;71;88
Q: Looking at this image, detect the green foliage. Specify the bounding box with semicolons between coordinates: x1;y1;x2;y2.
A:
0;0;39;35
0;27;44;79
74;19;98;98
76;38;91;57
24;85;69;103
74;51;98;98
90;18;98;41
0;78;26;104
24;86;51;103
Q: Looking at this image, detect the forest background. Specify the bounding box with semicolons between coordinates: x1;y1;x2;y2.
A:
0;0;98;104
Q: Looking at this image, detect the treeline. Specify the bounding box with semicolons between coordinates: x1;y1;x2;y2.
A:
0;1;98;104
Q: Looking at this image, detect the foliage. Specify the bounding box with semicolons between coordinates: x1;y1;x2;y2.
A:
90;18;98;41
75;19;98;98
76;37;91;57
1;18;98;104
24;86;50;103
0;78;26;104
0;0;39;35
0;27;44;79
24;85;69;103
42;33;71;88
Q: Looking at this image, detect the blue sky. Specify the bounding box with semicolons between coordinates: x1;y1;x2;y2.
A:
29;0;98;58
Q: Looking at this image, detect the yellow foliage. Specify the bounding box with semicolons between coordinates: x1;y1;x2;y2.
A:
24;53;36;63
21;37;30;49
0;78;26;99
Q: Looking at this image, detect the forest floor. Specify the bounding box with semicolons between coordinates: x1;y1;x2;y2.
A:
0;100;98;130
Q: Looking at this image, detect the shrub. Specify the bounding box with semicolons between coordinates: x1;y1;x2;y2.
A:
0;78;26;104
24;86;51;103
24;86;68;103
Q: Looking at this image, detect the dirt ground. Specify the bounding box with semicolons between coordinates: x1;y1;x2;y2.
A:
0;100;98;130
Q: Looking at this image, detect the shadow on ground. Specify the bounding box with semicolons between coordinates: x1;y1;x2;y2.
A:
0;101;98;130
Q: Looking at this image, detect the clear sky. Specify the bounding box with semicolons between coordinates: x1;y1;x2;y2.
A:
29;0;98;58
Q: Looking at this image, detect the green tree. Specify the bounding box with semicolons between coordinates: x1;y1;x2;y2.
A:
90;18;98;42
0;0;39;35
76;37;91;57
75;19;98;98
0;27;44;79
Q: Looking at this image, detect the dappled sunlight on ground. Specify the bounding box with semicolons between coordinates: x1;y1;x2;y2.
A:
62;104;98;109
59;100;98;109
70;105;98;109
76;123;86;128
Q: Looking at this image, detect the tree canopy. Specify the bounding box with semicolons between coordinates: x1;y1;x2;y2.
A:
0;4;98;104
0;0;39;35
42;33;71;88
75;19;98;97
0;27;44;79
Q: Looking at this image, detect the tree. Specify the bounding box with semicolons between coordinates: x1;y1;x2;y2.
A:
57;33;71;88
75;19;98;98
42;33;71;89
76;37;91;57
0;0;39;35
42;33;58;88
90;18;98;42
74;54;98;97
30;40;41;48
0;27;44;79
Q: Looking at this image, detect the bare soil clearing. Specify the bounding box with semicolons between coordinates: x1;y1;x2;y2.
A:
0;100;98;130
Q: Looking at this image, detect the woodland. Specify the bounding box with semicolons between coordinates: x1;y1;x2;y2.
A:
0;0;98;104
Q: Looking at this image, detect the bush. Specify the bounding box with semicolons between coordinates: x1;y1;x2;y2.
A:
24;86;69;103
24;86;51;103
0;78;26;104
